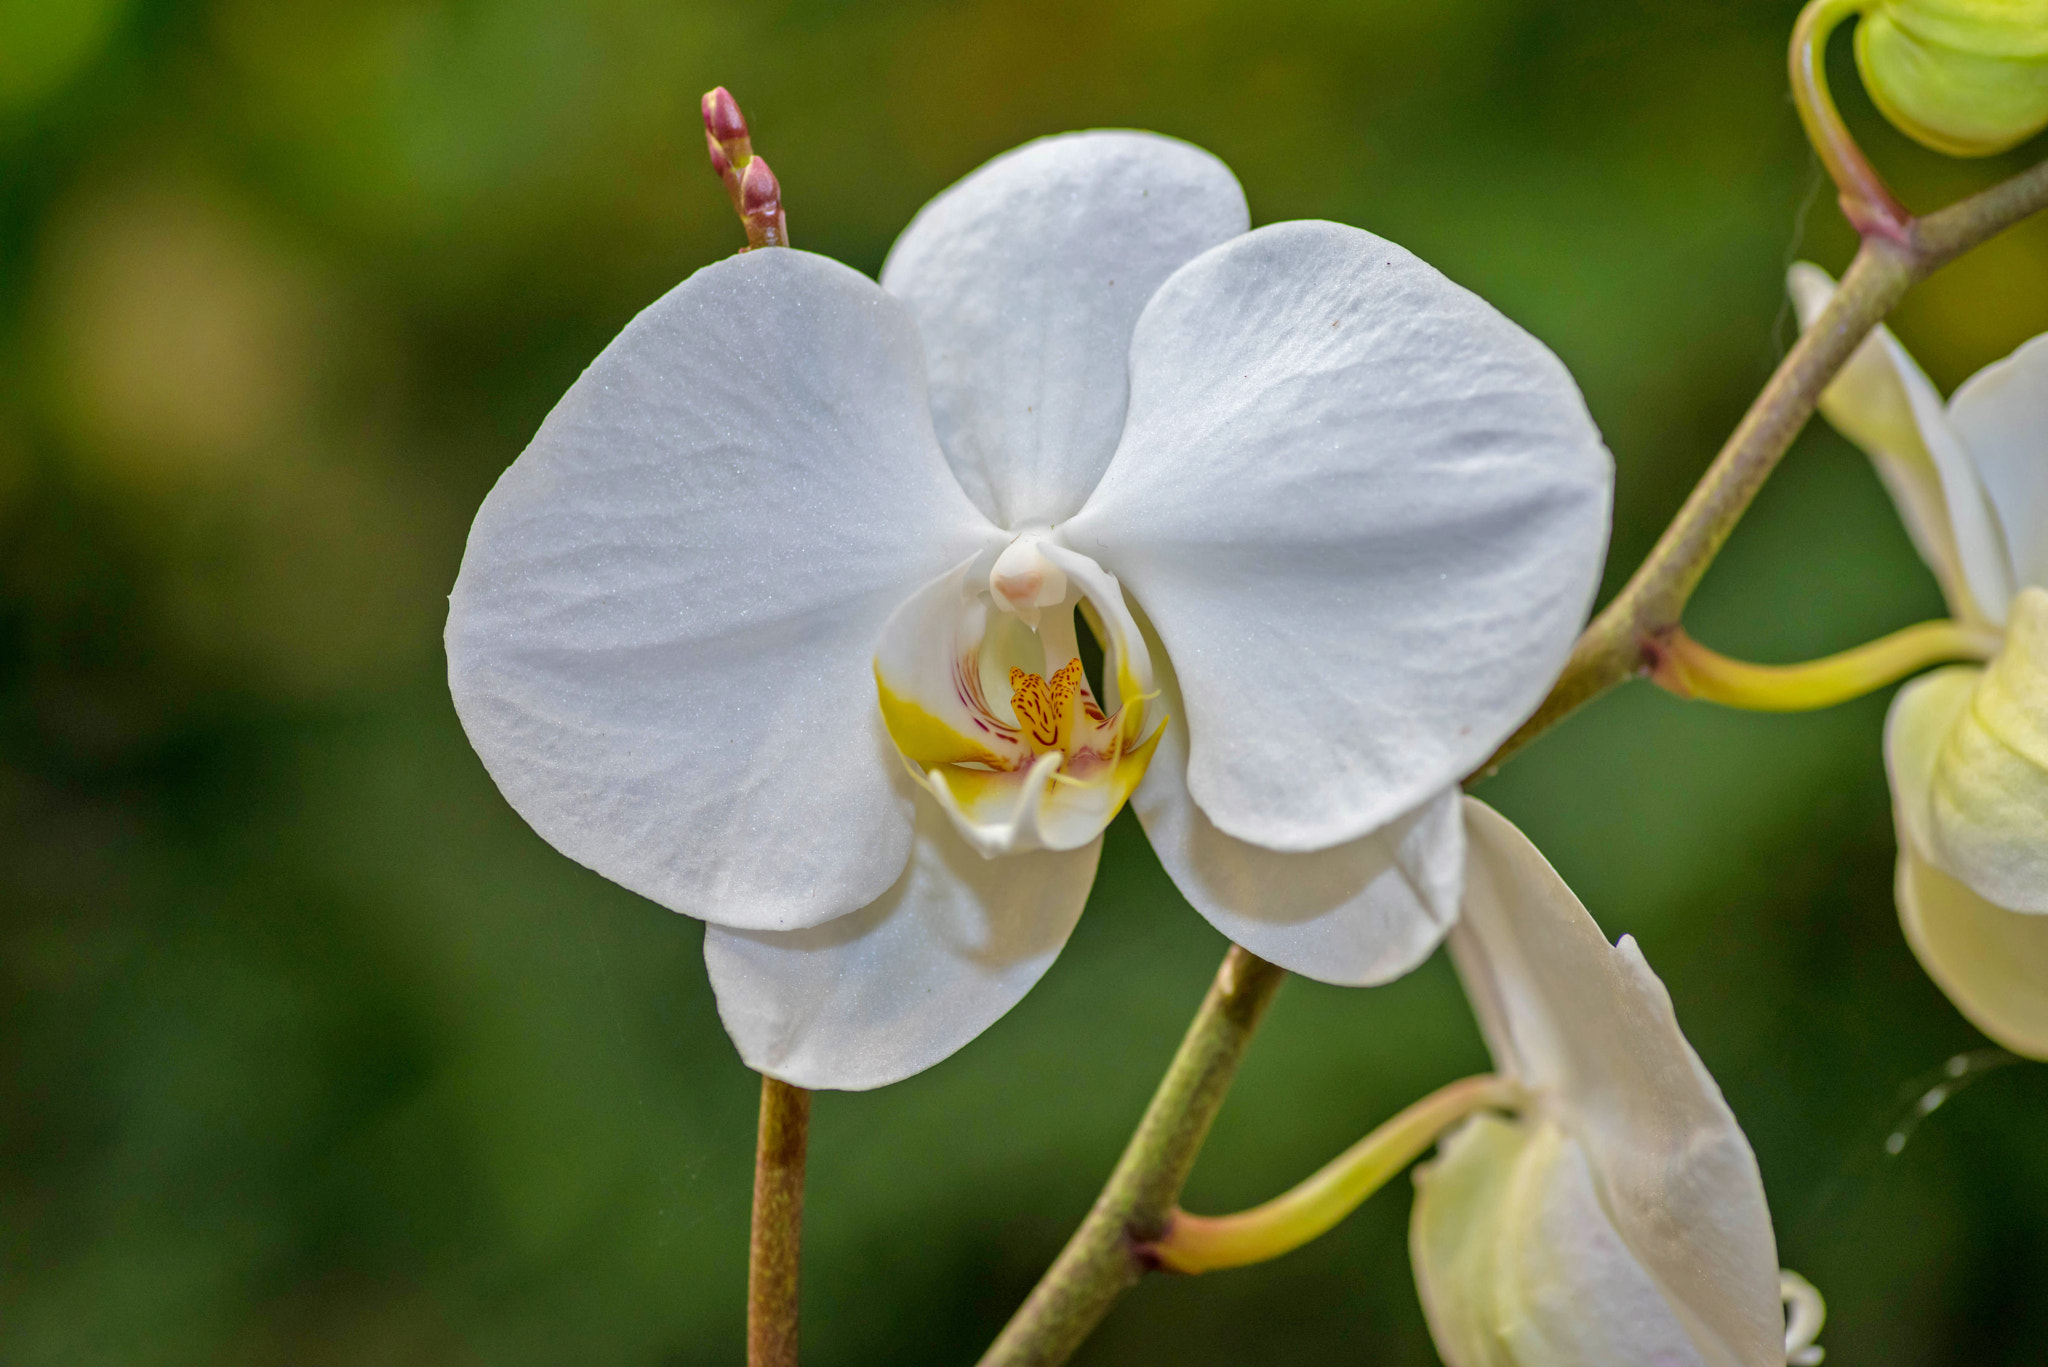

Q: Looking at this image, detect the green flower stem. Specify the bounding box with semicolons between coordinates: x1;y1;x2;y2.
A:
750;1076;811;1367
1146;1074;1516;1275
974;946;1288;1367
1791;0;1909;238
1651;618;2000;711
1487;149;2048;773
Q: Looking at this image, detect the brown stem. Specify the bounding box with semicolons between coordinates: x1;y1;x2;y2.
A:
749;1076;811;1367
974;947;1287;1367
1484;152;2048;774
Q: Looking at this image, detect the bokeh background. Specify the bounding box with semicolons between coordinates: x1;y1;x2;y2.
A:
4;1;2047;1363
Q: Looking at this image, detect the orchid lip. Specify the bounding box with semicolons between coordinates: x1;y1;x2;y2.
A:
874;533;1162;857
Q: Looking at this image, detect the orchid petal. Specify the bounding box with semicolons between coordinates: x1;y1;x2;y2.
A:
1886;653;2048;1056
1409;1113;1518;1367
1789;262;1974;618
1894;345;2016;625
1887;594;2048;913
447;248;995;932
702;798;1100;1090
1411;1113;1711;1367
1454;799;1783;1367
1066;221;1611;852
922;740;1163;858
880;131;1249;527
1950;333;2048;593
1895;844;2048;1060
1788;263;2009;624
1129;609;1461;985
1885;662;1982;871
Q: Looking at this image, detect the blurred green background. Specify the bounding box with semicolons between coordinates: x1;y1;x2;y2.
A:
4;1;2047;1363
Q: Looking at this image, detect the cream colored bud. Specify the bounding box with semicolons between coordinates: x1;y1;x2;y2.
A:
1411;1114;1714;1367
1907;587;2048;912
1856;0;2048;156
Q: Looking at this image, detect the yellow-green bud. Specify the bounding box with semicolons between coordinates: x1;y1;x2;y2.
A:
1855;0;2048;156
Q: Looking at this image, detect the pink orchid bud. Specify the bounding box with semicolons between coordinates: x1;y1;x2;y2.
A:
696;86;787;249
740;155;780;217
701;86;752;165
739;155;788;249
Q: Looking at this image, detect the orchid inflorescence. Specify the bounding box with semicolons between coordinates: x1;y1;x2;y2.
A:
444;7;2048;1363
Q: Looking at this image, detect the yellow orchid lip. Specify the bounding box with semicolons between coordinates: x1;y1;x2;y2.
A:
873;534;1163;856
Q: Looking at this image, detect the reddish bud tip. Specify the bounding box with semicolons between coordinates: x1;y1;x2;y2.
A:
701;86;748;144
740;155;781;216
706;132;734;179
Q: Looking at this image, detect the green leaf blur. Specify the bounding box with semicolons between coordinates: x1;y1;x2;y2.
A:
2;1;2045;1363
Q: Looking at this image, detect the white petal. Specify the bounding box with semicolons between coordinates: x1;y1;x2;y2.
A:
702;798;1100;1090
1412;1113;1710;1367
1066;221;1612;852
447;248;996;932
1950;333;2048;593
1895;843;2048;1061
1894;340;2016;624
1130;608;1461;985
1789;262;1977;619
1887;594;2048;913
1787;264;2012;623
1454;799;1783;1367
880;131;1249;528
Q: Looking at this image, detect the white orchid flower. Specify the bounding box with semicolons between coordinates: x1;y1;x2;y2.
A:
1790;263;2048;1059
1412;798;1804;1367
446;131;1613;1091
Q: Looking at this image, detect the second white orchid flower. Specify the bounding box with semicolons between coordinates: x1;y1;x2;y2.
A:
1791;263;2048;1059
447;131;1614;1089
1413;800;1810;1367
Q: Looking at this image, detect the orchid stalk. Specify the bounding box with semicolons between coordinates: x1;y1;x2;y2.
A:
1497;112;2048;771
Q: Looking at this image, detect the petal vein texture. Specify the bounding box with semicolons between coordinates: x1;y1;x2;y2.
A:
447;248;997;932
1951;333;2048;595
1131;603;1465;984
703;800;1100;1090
1069;222;1613;851
881;131;1250;528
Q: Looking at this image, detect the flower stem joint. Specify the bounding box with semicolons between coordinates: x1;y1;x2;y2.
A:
702;86;788;249
1792;0;2048;240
